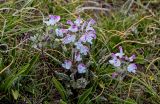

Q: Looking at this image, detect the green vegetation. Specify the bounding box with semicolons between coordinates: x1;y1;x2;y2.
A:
0;0;160;104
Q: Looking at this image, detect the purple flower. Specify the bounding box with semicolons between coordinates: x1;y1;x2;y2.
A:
128;54;136;62
109;53;121;67
127;63;137;73
75;42;89;55
74;41;83;49
79;45;89;55
55;29;68;37
125;54;136;62
68;24;78;32
44;15;60;26
77;63;86;73
74;16;82;26
81;21;87;31
115;46;125;58
86;19;96;32
67;20;78;32
67;20;74;25
62;60;72;70
63;34;76;44
75;52;82;61
80;31;96;44
55;29;63;37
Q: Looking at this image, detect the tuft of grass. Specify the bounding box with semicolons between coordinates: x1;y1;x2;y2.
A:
0;0;160;103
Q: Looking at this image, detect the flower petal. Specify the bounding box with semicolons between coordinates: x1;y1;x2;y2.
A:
44;15;60;26
129;54;136;62
86;19;96;32
81;21;87;31
63;34;76;44
74;41;83;49
78;63;86;73
113;59;121;67
79;35;87;43
109;53;121;67
115;46;124;58
79;45;89;55
62;60;72;70
68;24;78;32
67;20;74;25
74;16;82;26
75;52;82;61
55;29;63;37
127;63;137;73
80;31;96;44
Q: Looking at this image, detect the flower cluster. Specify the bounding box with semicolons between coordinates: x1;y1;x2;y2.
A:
109;46;137;73
43;15;96;74
29;15;61;49
43;15;60;26
61;17;96;74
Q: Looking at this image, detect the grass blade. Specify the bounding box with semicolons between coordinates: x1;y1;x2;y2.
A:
52;77;67;102
0;54;39;91
78;87;93;104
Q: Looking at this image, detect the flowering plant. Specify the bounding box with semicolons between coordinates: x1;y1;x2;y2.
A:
30;15;96;89
109;46;137;78
30;15;61;49
59;16;96;88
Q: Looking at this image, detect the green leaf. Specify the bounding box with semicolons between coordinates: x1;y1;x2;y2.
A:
135;55;145;64
0;54;39;91
1;64;29;91
78;87;93;104
52;77;67;102
11;89;19;100
24;54;39;74
54;71;70;81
